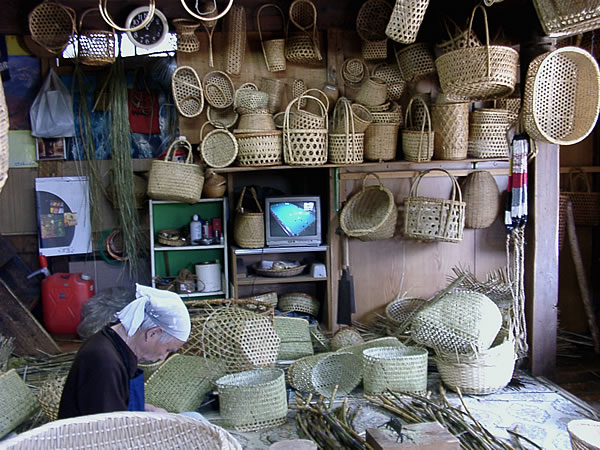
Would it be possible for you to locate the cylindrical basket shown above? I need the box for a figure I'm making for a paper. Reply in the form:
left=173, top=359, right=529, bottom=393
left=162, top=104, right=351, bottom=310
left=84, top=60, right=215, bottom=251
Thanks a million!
left=402, top=96, right=434, bottom=162
left=467, top=109, right=510, bottom=158
left=278, top=292, right=320, bottom=317
left=172, top=18, right=201, bottom=53
left=395, top=42, right=436, bottom=82
left=234, top=88, right=270, bottom=115
left=283, top=95, right=328, bottom=166
left=461, top=170, right=500, bottom=229
left=364, top=122, right=400, bottom=161
left=216, top=368, right=288, bottom=432
left=257, top=4, right=287, bottom=72
left=260, top=77, right=286, bottom=114
left=385, top=0, right=430, bottom=44
left=289, top=95, right=327, bottom=129
left=363, top=346, right=429, bottom=395
left=223, top=5, right=246, bottom=76
left=233, top=186, right=265, bottom=248
left=403, top=168, right=465, bottom=243
left=329, top=98, right=365, bottom=164
left=77, top=8, right=116, bottom=66
left=356, top=77, right=388, bottom=107
left=340, top=173, right=398, bottom=241
left=356, top=0, right=392, bottom=60
left=234, top=131, right=283, bottom=166
left=431, top=102, right=469, bottom=161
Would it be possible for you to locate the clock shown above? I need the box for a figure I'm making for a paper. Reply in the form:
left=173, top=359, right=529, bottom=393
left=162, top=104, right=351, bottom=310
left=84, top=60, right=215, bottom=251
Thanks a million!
left=126, top=7, right=169, bottom=50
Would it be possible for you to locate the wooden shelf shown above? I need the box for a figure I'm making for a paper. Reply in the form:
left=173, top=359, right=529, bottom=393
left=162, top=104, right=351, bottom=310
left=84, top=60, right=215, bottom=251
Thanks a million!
left=237, top=275, right=328, bottom=285
left=154, top=244, right=225, bottom=251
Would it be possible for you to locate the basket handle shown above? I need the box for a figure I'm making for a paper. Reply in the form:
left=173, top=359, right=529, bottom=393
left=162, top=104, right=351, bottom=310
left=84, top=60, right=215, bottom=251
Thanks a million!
left=303, top=88, right=330, bottom=115
left=361, top=173, right=385, bottom=192
left=289, top=0, right=317, bottom=31
left=236, top=186, right=263, bottom=213
left=404, top=95, right=433, bottom=161
left=205, top=83, right=229, bottom=107
left=283, top=94, right=328, bottom=163
left=79, top=7, right=114, bottom=32
left=409, top=168, right=462, bottom=204
left=286, top=0, right=322, bottom=61
left=179, top=0, right=234, bottom=22
left=466, top=4, right=491, bottom=77
left=165, top=138, right=193, bottom=164
left=441, top=16, right=465, bottom=49
left=257, top=4, right=285, bottom=43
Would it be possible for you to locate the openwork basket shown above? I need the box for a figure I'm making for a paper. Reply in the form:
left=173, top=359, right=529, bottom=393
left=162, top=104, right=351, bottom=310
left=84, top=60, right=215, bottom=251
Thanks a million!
left=532, top=0, right=600, bottom=37
left=257, top=4, right=287, bottom=72
left=172, top=65, right=204, bottom=118
left=285, top=0, right=322, bottom=63
left=278, top=293, right=320, bottom=317
left=200, top=122, right=238, bottom=168
left=431, top=102, right=469, bottom=161
left=341, top=58, right=368, bottom=88
left=207, top=106, right=238, bottom=129
left=147, top=137, right=204, bottom=204
left=364, top=122, right=400, bottom=161
left=340, top=173, right=398, bottom=241
left=468, top=109, right=510, bottom=158
left=235, top=131, right=283, bottom=166
left=370, top=102, right=402, bottom=124
left=436, top=17, right=481, bottom=56
left=223, top=5, right=246, bottom=76
left=562, top=169, right=600, bottom=227
left=522, top=46, right=600, bottom=146
left=385, top=0, right=430, bottom=44
left=273, top=316, right=314, bottom=360
left=77, top=8, right=116, bottom=66
left=234, top=88, right=269, bottom=115
left=362, top=345, right=429, bottom=395
left=567, top=419, right=600, bottom=450
left=38, top=375, right=66, bottom=421
left=253, top=263, right=307, bottom=277
left=462, top=170, right=500, bottom=229
left=233, top=186, right=265, bottom=248
left=28, top=0, right=76, bottom=54
left=172, top=18, right=201, bottom=53
left=216, top=368, right=288, bottom=432
left=0, top=369, right=39, bottom=438
left=395, top=42, right=436, bottom=82
left=435, top=5, right=519, bottom=100
left=145, top=354, right=220, bottom=412
left=328, top=134, right=364, bottom=164
left=260, top=77, right=286, bottom=114
left=385, top=296, right=427, bottom=334
left=203, top=71, right=235, bottom=109
left=330, top=327, right=364, bottom=351
left=356, top=77, right=388, bottom=107
left=334, top=336, right=405, bottom=357
left=402, top=96, right=434, bottom=162
left=411, top=289, right=503, bottom=354
left=283, top=95, right=328, bottom=166
left=289, top=94, right=327, bottom=129
left=372, top=64, right=406, bottom=101
left=240, top=292, right=278, bottom=307
left=356, top=0, right=392, bottom=60
left=329, top=98, right=365, bottom=164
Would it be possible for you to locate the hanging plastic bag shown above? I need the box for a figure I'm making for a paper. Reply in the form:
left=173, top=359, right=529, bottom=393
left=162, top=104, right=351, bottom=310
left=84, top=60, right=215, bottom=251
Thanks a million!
left=30, top=68, right=75, bottom=137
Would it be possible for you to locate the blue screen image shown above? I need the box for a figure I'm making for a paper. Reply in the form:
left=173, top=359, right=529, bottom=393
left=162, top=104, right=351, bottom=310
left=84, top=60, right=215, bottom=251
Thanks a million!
left=269, top=202, right=317, bottom=237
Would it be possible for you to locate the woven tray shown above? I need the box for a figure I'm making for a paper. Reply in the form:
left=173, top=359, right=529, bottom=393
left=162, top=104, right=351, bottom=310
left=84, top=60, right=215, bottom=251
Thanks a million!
left=253, top=263, right=307, bottom=278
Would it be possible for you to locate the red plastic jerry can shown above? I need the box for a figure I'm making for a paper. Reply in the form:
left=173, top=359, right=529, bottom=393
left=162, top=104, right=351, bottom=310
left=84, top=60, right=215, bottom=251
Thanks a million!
left=41, top=273, right=95, bottom=335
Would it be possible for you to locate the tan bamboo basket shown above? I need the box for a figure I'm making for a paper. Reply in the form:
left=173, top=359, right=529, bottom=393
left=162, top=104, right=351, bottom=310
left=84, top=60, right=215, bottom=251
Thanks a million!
left=172, top=18, right=201, bottom=53
left=372, top=64, right=407, bottom=101
left=367, top=101, right=391, bottom=113
left=200, top=122, right=238, bottom=168
left=0, top=369, right=39, bottom=438
left=402, top=96, right=434, bottom=162
left=522, top=46, right=600, bottom=146
left=395, top=42, right=436, bottom=82
left=385, top=0, right=430, bottom=44
left=240, top=291, right=278, bottom=307
left=364, top=122, right=400, bottom=161
left=495, top=96, right=521, bottom=126
left=147, top=137, right=204, bottom=204
left=203, top=71, right=235, bottom=109
left=403, top=168, right=465, bottom=243
left=38, top=375, right=66, bottom=421
left=234, top=131, right=283, bottom=166
left=233, top=186, right=265, bottom=248
left=0, top=76, right=8, bottom=194
left=330, top=327, right=364, bottom=351
left=273, top=317, right=314, bottom=360
left=431, top=102, right=469, bottom=161
left=77, top=8, right=116, bottom=66
left=289, top=94, right=327, bottom=130
left=340, top=173, right=398, bottom=241
left=302, top=88, right=330, bottom=116
left=237, top=112, right=276, bottom=132
left=341, top=58, right=368, bottom=88
left=285, top=0, right=322, bottom=63
left=532, top=0, right=600, bottom=38
left=370, top=102, right=402, bottom=124
left=350, top=103, right=373, bottom=132
left=329, top=98, right=365, bottom=164
left=567, top=419, right=600, bottom=450
left=562, top=169, right=600, bottom=227
left=385, top=296, right=427, bottom=335
left=461, top=170, right=500, bottom=229
left=207, top=105, right=238, bottom=129
left=356, top=77, right=388, bottom=107
left=435, top=5, right=519, bottom=100
left=356, top=0, right=392, bottom=60
left=468, top=109, right=510, bottom=158
left=362, top=345, right=429, bottom=395
left=260, top=77, right=286, bottom=114
left=335, top=336, right=405, bottom=357
left=171, top=65, right=204, bottom=118
left=436, top=17, right=481, bottom=56
left=253, top=263, right=307, bottom=278
left=278, top=292, right=320, bottom=317
left=224, top=5, right=246, bottom=76
left=257, top=4, right=287, bottom=72
left=283, top=95, right=328, bottom=166
left=291, top=79, right=307, bottom=107
left=28, top=0, right=76, bottom=54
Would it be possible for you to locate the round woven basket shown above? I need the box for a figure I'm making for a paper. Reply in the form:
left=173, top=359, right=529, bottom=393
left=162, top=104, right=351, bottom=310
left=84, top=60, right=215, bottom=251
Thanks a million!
left=257, top=4, right=286, bottom=72
left=523, top=46, right=600, bottom=146
left=385, top=296, right=427, bottom=334
left=234, top=88, right=270, bottom=115
left=356, top=0, right=392, bottom=60
left=461, top=170, right=500, bottom=229
left=340, top=173, right=398, bottom=241
left=201, top=123, right=238, bottom=168
left=385, top=0, right=429, bottom=44
left=235, top=131, right=282, bottom=166
left=273, top=316, right=314, bottom=360
left=171, top=66, right=204, bottom=118
left=342, top=58, right=368, bottom=88
left=364, top=122, right=400, bottom=161
left=335, top=336, right=405, bottom=357
left=395, top=43, right=436, bottom=82
left=283, top=95, right=328, bottom=166
left=172, top=18, right=201, bottom=53
left=28, top=0, right=76, bottom=54
left=278, top=293, right=320, bottom=317
left=567, top=419, right=600, bottom=450
left=363, top=345, right=429, bottom=396
left=216, top=368, right=288, bottom=432
left=203, top=71, right=235, bottom=109
left=372, top=64, right=407, bottom=101
left=431, top=102, right=469, bottom=161
left=237, top=113, right=276, bottom=132
left=233, top=186, right=265, bottom=249
left=402, top=96, right=434, bottom=162
left=356, top=77, right=388, bottom=107
left=330, top=327, right=364, bottom=351
left=467, top=109, right=510, bottom=159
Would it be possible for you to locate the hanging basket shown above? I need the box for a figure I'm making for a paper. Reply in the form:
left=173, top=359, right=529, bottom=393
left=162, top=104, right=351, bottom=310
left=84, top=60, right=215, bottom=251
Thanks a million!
left=340, top=173, right=398, bottom=241
left=402, top=95, right=434, bottom=162
left=385, top=0, right=430, bottom=44
left=435, top=17, right=481, bottom=56
left=260, top=77, right=286, bottom=114
left=77, top=8, right=116, bottom=66
left=234, top=87, right=269, bottom=114
left=28, top=0, right=76, bottom=54
left=203, top=71, right=235, bottom=109
left=285, top=0, right=322, bottom=63
left=395, top=42, right=436, bottom=82
left=431, top=102, right=469, bottom=161
left=223, top=5, right=246, bottom=76
left=461, top=170, right=500, bottom=229
left=341, top=58, right=368, bottom=88
left=403, top=168, right=465, bottom=243
left=372, top=64, right=407, bottom=101
left=171, top=65, right=204, bottom=118
left=200, top=122, right=238, bottom=168
left=207, top=105, right=238, bottom=129
left=283, top=95, right=328, bottom=166
left=356, top=77, right=388, bottom=107
left=532, top=0, right=600, bottom=37
left=257, top=4, right=287, bottom=72
left=172, top=18, right=201, bottom=53
left=233, top=186, right=265, bottom=248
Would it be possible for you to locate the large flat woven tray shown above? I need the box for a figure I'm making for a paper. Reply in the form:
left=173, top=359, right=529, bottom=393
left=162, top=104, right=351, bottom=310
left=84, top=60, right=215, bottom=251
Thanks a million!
left=252, top=263, right=307, bottom=278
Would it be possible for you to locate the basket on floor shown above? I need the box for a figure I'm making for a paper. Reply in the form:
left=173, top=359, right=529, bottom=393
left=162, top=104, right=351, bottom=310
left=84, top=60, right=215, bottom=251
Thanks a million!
left=462, top=170, right=501, bottom=229
left=28, top=0, right=76, bottom=54
left=356, top=0, right=392, bottom=60
left=234, top=131, right=282, bottom=167
left=283, top=95, right=328, bottom=166
left=223, top=5, right=246, bottom=76
left=431, top=102, right=469, bottom=161
left=38, top=375, right=66, bottom=421
left=362, top=345, right=428, bottom=396
left=200, top=122, right=238, bottom=168
left=522, top=46, right=600, bottom=146
left=273, top=317, right=314, bottom=360
left=216, top=368, right=288, bottom=432
left=278, top=293, right=320, bottom=317
left=77, top=8, right=116, bottom=66
left=233, top=186, right=265, bottom=248
left=147, top=137, right=204, bottom=204
left=562, top=168, right=600, bottom=227
left=171, top=65, right=204, bottom=118
left=330, top=327, right=364, bottom=351
left=257, top=4, right=286, bottom=72
left=203, top=71, right=235, bottom=109
left=335, top=336, right=405, bottom=358
left=532, top=0, right=600, bottom=37
left=402, top=95, right=434, bottom=162
left=435, top=5, right=519, bottom=100
left=340, top=173, right=397, bottom=241
left=395, top=43, right=436, bottom=82
left=567, top=419, right=600, bottom=450
left=0, top=369, right=39, bottom=437
left=467, top=109, right=510, bottom=158
left=403, top=168, right=465, bottom=243
left=385, top=296, right=427, bottom=334
left=385, top=0, right=430, bottom=44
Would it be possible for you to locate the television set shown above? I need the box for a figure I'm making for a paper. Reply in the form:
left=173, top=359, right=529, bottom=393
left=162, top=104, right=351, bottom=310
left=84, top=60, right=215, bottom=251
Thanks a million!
left=265, top=196, right=322, bottom=247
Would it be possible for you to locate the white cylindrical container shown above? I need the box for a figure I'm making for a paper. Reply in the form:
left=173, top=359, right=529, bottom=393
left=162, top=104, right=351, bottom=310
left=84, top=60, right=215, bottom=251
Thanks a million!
left=190, top=214, right=202, bottom=245
left=195, top=261, right=222, bottom=292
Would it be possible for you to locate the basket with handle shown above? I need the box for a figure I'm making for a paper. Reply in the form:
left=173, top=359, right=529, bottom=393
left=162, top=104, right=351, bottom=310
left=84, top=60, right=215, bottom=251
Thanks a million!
left=285, top=0, right=322, bottom=63
left=436, top=17, right=481, bottom=56
left=288, top=93, right=327, bottom=130
left=77, top=8, right=116, bottom=66
left=223, top=5, right=246, bottom=76
left=340, top=173, right=398, bottom=241
left=200, top=122, right=238, bottom=168
left=234, top=131, right=283, bottom=167
left=171, top=65, right=204, bottom=118
left=402, top=95, right=434, bottom=162
left=431, top=101, right=469, bottom=161
left=385, top=0, right=430, bottom=44
left=203, top=71, right=235, bottom=109
left=328, top=98, right=364, bottom=164
left=395, top=42, right=436, bottom=82
left=467, top=108, right=510, bottom=158
left=172, top=18, right=201, bottom=53
left=435, top=5, right=519, bottom=100
left=28, top=0, right=76, bottom=55
left=233, top=186, right=265, bottom=248
left=356, top=0, right=392, bottom=60
left=283, top=94, right=328, bottom=166
left=562, top=168, right=600, bottom=227
left=403, top=168, right=465, bottom=243
left=257, top=4, right=287, bottom=72
left=532, top=0, right=600, bottom=37
left=147, top=137, right=204, bottom=204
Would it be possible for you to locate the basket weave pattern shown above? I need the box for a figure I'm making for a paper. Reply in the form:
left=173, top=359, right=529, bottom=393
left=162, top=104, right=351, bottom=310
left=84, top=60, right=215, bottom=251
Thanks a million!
left=171, top=66, right=204, bottom=118
left=334, top=336, right=404, bottom=358
left=235, top=131, right=283, bottom=166
left=468, top=109, right=510, bottom=158
left=0, top=369, right=39, bottom=437
left=28, top=1, right=76, bottom=54
left=362, top=346, right=428, bottom=395
left=283, top=95, right=328, bottom=166
left=431, top=102, right=469, bottom=161
left=462, top=170, right=500, bottom=229
left=372, top=64, right=406, bottom=101
left=201, top=126, right=238, bottom=168
left=257, top=4, right=286, bottom=72
left=273, top=317, right=314, bottom=360
left=402, top=96, right=434, bottom=162
left=385, top=297, right=427, bottom=334
left=77, top=9, right=115, bottom=66
left=203, top=71, right=235, bottom=109
left=395, top=43, right=436, bottom=82
left=385, top=0, right=430, bottom=44
left=562, top=169, right=600, bottom=227
left=38, top=375, right=66, bottom=421
left=285, top=0, right=322, bottom=63
left=278, top=293, right=320, bottom=317
left=233, top=186, right=265, bottom=248
left=224, top=5, right=246, bottom=76
left=173, top=19, right=201, bottom=53
left=532, top=0, right=600, bottom=37
left=330, top=327, right=364, bottom=351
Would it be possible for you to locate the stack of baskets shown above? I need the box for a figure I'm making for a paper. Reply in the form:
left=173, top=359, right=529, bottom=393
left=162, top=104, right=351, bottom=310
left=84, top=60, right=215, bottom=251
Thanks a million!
left=328, top=98, right=368, bottom=164
left=283, top=93, right=328, bottom=166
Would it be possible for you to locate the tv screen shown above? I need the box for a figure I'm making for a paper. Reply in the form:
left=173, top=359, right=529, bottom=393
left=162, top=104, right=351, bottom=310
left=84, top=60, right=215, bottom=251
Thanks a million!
left=265, top=196, right=321, bottom=247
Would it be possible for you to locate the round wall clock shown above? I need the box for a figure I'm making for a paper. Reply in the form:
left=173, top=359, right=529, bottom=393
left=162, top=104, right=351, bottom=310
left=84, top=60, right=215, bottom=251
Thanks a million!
left=126, top=7, right=169, bottom=50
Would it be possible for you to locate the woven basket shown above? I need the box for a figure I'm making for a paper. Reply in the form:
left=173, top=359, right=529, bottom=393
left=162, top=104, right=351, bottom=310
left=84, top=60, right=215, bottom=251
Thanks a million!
left=367, top=101, right=392, bottom=113
left=289, top=95, right=327, bottom=130
left=567, top=419, right=600, bottom=450
left=562, top=169, right=600, bottom=227
left=172, top=65, right=204, bottom=118
left=395, top=42, right=436, bottom=82
left=235, top=131, right=283, bottom=166
left=77, top=8, right=116, bottom=66
left=200, top=122, right=238, bottom=168
left=329, top=99, right=365, bottom=164
left=38, top=375, right=66, bottom=421
left=223, top=5, right=246, bottom=76
left=403, top=168, right=465, bottom=243
left=340, top=173, right=398, bottom=241
left=436, top=17, right=481, bottom=56
left=253, top=263, right=307, bottom=277
left=147, top=137, right=204, bottom=204
left=494, top=96, right=521, bottom=126
left=364, top=122, right=400, bottom=161
left=237, top=112, right=276, bottom=132
left=356, top=0, right=392, bottom=60
left=260, top=77, right=286, bottom=114
left=341, top=58, right=368, bottom=88
left=385, top=0, right=430, bottom=44
left=283, top=95, right=328, bottom=166
left=385, top=296, right=427, bottom=334
left=240, top=292, right=278, bottom=307
left=370, top=102, right=403, bottom=124
left=203, top=71, right=235, bottom=109
left=522, top=46, right=600, bottom=146
left=273, top=317, right=314, bottom=360
left=363, top=345, right=429, bottom=395
left=411, top=289, right=503, bottom=354
left=431, top=102, right=469, bottom=161
left=291, top=79, right=307, bottom=107
left=462, top=170, right=500, bottom=229
left=257, top=4, right=286, bottom=72
left=335, top=336, right=405, bottom=357
left=234, top=88, right=269, bottom=115
left=532, top=0, right=600, bottom=37
left=402, top=96, right=434, bottom=162
left=435, top=5, right=519, bottom=100
left=0, top=369, right=39, bottom=437
left=372, top=64, right=407, bottom=101
left=434, top=330, right=516, bottom=395
left=145, top=354, right=221, bottom=412
left=216, top=368, right=288, bottom=432
left=233, top=186, right=265, bottom=248
left=287, top=352, right=362, bottom=397
left=285, top=0, right=322, bottom=63
left=356, top=77, right=388, bottom=107
left=207, top=105, right=238, bottom=129
left=28, top=0, right=76, bottom=54
left=330, top=327, right=364, bottom=351
left=278, top=293, right=320, bottom=317
left=467, top=109, right=510, bottom=158
left=173, top=18, right=201, bottom=53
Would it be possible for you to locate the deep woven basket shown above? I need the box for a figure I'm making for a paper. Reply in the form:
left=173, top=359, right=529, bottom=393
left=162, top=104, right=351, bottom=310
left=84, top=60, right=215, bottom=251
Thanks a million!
left=402, top=96, right=434, bottom=162
left=562, top=169, right=600, bottom=227
left=28, top=0, right=76, bottom=54
left=203, top=71, right=235, bottom=109
left=330, top=327, right=364, bottom=351
left=364, top=122, right=400, bottom=161
left=223, top=5, right=246, bottom=76
left=235, top=131, right=283, bottom=166
left=356, top=0, right=392, bottom=60
left=172, top=65, right=204, bottom=118
left=273, top=316, right=314, bottom=360
left=289, top=95, right=327, bottom=130
left=356, top=77, right=388, bottom=107
left=328, top=133, right=364, bottom=164
left=411, top=289, right=503, bottom=354
left=567, top=419, right=600, bottom=450
left=38, top=375, right=66, bottom=421
left=201, top=123, right=238, bottom=168
left=522, top=46, right=600, bottom=146
left=147, top=137, right=204, bottom=204
left=233, top=186, right=265, bottom=249
left=237, top=112, right=277, bottom=132
left=234, top=88, right=270, bottom=115
left=0, top=369, right=39, bottom=437
left=216, top=368, right=288, bottom=432
left=283, top=95, right=328, bottom=166
left=340, top=173, right=398, bottom=241
left=385, top=296, right=427, bottom=334
left=278, top=293, right=320, bottom=317
left=260, top=77, right=286, bottom=114
left=467, top=109, right=510, bottom=158
left=362, top=345, right=429, bottom=395
left=285, top=0, right=322, bottom=64
left=385, top=0, right=430, bottom=44
left=329, top=99, right=365, bottom=164
left=395, top=43, right=436, bottom=82
left=532, top=0, right=600, bottom=37
left=372, top=64, right=407, bottom=101
left=462, top=170, right=500, bottom=229
left=403, top=168, right=465, bottom=243
left=257, top=4, right=286, bottom=72
left=173, top=18, right=201, bottom=53
left=431, top=102, right=469, bottom=161
left=77, top=8, right=116, bottom=66
left=334, top=336, right=405, bottom=357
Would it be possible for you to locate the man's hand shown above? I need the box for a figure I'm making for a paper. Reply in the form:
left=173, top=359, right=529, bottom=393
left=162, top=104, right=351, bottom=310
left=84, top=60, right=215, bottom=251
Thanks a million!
left=145, top=403, right=167, bottom=413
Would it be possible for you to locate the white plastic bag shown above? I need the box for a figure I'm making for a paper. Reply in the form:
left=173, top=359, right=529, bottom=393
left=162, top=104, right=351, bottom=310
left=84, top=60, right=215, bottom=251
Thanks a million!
left=30, top=68, right=75, bottom=137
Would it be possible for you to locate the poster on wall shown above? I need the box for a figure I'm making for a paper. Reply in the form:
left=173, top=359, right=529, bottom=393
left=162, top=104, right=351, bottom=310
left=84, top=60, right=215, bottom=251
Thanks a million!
left=35, top=176, right=92, bottom=257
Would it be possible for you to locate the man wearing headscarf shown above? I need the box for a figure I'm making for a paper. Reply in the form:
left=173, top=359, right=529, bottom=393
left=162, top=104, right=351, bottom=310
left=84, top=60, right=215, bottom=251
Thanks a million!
left=58, top=284, right=191, bottom=419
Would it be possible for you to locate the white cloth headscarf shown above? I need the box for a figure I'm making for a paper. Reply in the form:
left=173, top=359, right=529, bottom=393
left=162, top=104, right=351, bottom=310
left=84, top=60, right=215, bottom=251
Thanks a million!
left=116, top=284, right=191, bottom=342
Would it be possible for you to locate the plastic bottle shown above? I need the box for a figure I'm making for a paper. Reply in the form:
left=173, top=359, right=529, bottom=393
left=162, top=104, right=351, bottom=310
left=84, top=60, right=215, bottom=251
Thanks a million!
left=190, top=214, right=202, bottom=245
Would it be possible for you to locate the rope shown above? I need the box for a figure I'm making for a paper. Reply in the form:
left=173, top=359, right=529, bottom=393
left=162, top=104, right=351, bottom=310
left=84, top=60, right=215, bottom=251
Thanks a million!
left=506, top=227, right=528, bottom=359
